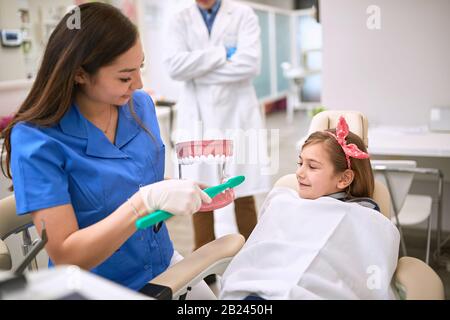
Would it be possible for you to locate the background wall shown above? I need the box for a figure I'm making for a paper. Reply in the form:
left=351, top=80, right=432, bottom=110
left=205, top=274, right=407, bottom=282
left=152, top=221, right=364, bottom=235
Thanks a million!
left=0, top=0, right=26, bottom=81
left=320, top=0, right=450, bottom=234
left=321, top=0, right=450, bottom=127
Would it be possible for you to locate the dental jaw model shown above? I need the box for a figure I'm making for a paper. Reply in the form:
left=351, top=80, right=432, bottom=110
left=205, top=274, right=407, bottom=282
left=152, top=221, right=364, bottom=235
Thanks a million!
left=176, top=140, right=235, bottom=211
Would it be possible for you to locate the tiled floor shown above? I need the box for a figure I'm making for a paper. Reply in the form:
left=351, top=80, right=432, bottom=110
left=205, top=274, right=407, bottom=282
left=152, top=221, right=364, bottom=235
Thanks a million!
left=166, top=109, right=450, bottom=299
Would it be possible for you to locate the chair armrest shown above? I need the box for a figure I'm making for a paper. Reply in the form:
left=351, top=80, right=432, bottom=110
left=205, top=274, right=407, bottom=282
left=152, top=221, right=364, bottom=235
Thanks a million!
left=394, top=256, right=445, bottom=300
left=0, top=240, right=12, bottom=271
left=138, top=282, right=172, bottom=300
left=150, top=234, right=245, bottom=298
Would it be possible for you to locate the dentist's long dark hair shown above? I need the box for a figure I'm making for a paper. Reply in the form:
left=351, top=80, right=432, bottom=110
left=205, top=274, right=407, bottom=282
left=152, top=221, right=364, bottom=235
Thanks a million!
left=1, top=3, right=152, bottom=182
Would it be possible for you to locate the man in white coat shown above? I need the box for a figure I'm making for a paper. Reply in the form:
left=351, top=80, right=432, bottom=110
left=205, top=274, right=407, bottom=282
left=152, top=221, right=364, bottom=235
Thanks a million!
left=164, top=0, right=271, bottom=267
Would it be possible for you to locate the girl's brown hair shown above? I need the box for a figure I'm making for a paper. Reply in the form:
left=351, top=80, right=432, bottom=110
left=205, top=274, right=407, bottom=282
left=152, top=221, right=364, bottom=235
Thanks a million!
left=1, top=2, right=151, bottom=180
left=302, top=129, right=374, bottom=198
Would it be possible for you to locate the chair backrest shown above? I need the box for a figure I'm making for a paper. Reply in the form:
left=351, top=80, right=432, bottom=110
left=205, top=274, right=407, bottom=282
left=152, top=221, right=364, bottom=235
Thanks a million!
left=307, top=111, right=369, bottom=147
left=371, top=160, right=417, bottom=212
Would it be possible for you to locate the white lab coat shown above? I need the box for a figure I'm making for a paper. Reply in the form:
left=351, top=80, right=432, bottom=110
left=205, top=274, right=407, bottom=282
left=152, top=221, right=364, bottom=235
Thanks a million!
left=220, top=187, right=400, bottom=300
left=164, top=0, right=271, bottom=197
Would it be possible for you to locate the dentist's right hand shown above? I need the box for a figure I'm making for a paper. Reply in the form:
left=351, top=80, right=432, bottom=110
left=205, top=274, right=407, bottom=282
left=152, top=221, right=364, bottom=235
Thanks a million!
left=137, top=179, right=212, bottom=216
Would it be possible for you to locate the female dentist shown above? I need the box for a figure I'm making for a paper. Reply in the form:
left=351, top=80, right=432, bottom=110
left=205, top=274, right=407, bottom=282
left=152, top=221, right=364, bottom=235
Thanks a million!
left=1, top=3, right=214, bottom=297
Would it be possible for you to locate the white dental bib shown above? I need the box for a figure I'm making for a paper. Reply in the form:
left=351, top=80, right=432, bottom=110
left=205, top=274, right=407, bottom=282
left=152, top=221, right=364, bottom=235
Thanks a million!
left=220, top=187, right=400, bottom=300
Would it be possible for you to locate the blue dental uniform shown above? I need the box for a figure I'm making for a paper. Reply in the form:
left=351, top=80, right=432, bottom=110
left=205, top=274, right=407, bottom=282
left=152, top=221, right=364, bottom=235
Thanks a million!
left=10, top=90, right=174, bottom=291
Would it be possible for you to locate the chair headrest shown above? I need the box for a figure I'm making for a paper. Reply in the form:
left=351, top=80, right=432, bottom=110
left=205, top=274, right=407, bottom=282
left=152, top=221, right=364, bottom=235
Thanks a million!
left=307, top=111, right=369, bottom=148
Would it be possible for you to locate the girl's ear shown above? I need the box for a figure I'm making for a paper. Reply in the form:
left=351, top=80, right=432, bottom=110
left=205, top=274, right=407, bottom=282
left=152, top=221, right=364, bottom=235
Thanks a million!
left=337, top=169, right=354, bottom=190
left=74, top=68, right=89, bottom=85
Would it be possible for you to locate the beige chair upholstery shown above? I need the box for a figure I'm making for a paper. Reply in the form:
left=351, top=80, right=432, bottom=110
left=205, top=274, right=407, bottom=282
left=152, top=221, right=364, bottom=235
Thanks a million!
left=0, top=195, right=33, bottom=271
left=0, top=238, right=12, bottom=270
left=0, top=195, right=32, bottom=239
left=394, top=256, right=445, bottom=300
left=279, top=111, right=445, bottom=300
left=151, top=234, right=245, bottom=299
left=307, top=110, right=369, bottom=147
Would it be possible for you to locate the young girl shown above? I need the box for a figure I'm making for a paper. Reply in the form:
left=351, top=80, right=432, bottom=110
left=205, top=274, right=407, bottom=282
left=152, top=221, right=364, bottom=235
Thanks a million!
left=1, top=3, right=214, bottom=298
left=220, top=117, right=400, bottom=300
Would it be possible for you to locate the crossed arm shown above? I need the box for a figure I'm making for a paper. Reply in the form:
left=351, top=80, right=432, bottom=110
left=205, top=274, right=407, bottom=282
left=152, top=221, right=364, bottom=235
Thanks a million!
left=164, top=10, right=261, bottom=85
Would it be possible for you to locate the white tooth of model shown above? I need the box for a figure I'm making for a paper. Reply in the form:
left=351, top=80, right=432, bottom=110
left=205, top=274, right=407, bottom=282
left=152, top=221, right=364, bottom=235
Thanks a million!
left=179, top=154, right=231, bottom=164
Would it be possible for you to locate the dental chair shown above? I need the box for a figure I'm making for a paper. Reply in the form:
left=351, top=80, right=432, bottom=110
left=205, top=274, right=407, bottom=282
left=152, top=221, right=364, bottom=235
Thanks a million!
left=0, top=194, right=245, bottom=300
left=280, top=110, right=444, bottom=300
left=0, top=195, right=37, bottom=272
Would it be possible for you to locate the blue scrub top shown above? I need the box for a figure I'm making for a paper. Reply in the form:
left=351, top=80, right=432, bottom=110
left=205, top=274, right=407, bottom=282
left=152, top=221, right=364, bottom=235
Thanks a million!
left=10, top=90, right=174, bottom=291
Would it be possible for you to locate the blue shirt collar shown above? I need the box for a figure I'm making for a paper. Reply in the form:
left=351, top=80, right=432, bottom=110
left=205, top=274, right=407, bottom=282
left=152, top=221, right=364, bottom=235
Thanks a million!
left=59, top=101, right=140, bottom=159
left=198, top=0, right=221, bottom=34
left=198, top=0, right=221, bottom=16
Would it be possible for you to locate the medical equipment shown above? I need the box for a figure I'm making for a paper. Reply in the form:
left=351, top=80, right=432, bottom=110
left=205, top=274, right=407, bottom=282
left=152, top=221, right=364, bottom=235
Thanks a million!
left=135, top=175, right=246, bottom=230
left=371, top=161, right=441, bottom=266
left=0, top=30, right=23, bottom=47
left=0, top=221, right=47, bottom=298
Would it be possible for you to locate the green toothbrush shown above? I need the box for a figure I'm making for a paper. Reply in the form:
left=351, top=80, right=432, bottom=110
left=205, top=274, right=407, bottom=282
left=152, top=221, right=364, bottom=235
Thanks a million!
left=135, top=176, right=246, bottom=230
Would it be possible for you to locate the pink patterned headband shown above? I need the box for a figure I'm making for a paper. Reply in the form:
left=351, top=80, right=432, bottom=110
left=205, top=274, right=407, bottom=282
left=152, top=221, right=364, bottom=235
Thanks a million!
left=326, top=116, right=369, bottom=169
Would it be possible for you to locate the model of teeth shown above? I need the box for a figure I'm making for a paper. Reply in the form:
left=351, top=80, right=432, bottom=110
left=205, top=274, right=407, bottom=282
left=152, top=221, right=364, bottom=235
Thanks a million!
left=179, top=155, right=230, bottom=165
left=175, top=140, right=233, bottom=165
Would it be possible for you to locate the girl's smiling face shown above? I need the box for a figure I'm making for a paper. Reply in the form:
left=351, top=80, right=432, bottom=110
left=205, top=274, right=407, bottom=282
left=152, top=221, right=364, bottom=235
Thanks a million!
left=296, top=142, right=352, bottom=199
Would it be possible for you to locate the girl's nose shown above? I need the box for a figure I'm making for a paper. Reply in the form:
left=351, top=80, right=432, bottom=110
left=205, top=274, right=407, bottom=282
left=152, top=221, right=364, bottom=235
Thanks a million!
left=296, top=165, right=305, bottom=178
